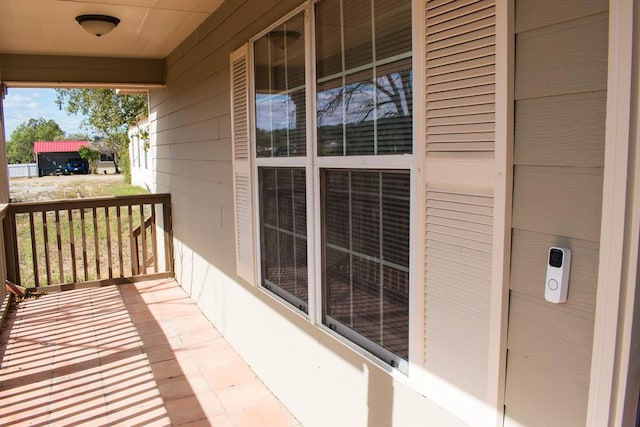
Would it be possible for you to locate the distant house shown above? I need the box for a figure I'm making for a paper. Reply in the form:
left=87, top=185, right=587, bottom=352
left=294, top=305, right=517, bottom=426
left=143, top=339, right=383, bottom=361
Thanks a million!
left=33, top=141, right=88, bottom=176
left=128, top=117, right=152, bottom=190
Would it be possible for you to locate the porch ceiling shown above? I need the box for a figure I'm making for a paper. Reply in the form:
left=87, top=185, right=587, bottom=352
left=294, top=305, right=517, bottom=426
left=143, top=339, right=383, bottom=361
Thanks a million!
left=0, top=0, right=224, bottom=59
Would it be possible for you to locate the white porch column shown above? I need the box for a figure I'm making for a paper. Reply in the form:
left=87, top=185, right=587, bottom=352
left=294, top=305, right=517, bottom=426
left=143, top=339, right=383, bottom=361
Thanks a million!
left=587, top=0, right=640, bottom=425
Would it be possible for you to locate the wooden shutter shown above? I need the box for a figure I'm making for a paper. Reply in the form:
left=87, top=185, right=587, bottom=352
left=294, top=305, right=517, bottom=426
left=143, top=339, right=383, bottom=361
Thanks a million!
left=230, top=44, right=255, bottom=285
left=426, top=0, right=496, bottom=153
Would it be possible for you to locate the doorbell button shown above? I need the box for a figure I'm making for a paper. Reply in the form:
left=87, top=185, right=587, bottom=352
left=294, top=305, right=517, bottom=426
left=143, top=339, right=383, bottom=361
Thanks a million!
left=547, top=279, right=558, bottom=291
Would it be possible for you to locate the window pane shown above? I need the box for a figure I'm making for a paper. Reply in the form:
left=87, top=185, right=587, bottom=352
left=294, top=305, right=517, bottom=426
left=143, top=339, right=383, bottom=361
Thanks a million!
left=254, top=13, right=306, bottom=158
left=315, top=0, right=342, bottom=80
left=375, top=0, right=412, bottom=61
left=315, top=0, right=413, bottom=156
left=322, top=170, right=410, bottom=360
left=343, top=0, right=372, bottom=71
left=259, top=168, right=308, bottom=311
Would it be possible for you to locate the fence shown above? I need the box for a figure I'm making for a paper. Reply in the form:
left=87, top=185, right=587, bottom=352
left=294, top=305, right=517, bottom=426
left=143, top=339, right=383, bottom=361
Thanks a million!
left=7, top=163, right=38, bottom=178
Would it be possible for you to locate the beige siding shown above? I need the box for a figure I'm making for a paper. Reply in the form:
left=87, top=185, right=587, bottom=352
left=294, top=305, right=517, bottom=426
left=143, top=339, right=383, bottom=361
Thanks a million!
left=505, top=351, right=589, bottom=426
left=505, top=1, right=608, bottom=425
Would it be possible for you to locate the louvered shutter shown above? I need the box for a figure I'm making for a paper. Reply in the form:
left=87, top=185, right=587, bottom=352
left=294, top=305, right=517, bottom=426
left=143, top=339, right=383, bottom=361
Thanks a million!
left=426, top=0, right=496, bottom=153
left=230, top=44, right=255, bottom=285
left=420, top=0, right=498, bottom=416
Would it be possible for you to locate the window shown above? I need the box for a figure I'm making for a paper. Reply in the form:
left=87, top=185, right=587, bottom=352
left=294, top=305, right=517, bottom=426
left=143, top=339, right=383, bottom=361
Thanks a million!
left=253, top=11, right=309, bottom=311
left=322, top=170, right=410, bottom=363
left=259, top=167, right=308, bottom=311
left=244, top=0, right=413, bottom=371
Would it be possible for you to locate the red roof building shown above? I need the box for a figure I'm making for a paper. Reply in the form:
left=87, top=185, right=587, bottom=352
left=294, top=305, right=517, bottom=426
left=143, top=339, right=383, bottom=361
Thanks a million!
left=33, top=141, right=89, bottom=153
left=33, top=141, right=89, bottom=176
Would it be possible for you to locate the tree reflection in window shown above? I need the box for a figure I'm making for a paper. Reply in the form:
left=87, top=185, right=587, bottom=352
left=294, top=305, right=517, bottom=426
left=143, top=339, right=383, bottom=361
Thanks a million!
left=315, top=0, right=413, bottom=156
left=317, top=66, right=412, bottom=156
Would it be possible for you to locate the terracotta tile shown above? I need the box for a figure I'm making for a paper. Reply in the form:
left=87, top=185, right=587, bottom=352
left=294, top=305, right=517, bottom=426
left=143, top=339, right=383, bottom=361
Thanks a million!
left=207, top=414, right=236, bottom=427
left=156, top=375, right=196, bottom=401
left=215, top=379, right=275, bottom=409
left=201, top=362, right=258, bottom=390
left=193, top=390, right=226, bottom=418
left=104, top=384, right=163, bottom=407
left=139, top=331, right=172, bottom=349
left=1, top=409, right=51, bottom=426
left=229, top=399, right=300, bottom=427
left=164, top=395, right=209, bottom=425
left=0, top=281, right=299, bottom=427
left=109, top=406, right=171, bottom=427
left=148, top=359, right=185, bottom=381
left=107, top=394, right=168, bottom=426
left=145, top=344, right=177, bottom=364
left=190, top=347, right=243, bottom=371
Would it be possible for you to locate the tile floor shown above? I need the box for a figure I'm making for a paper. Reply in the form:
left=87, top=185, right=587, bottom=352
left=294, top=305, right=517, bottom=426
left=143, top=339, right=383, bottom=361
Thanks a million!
left=0, top=278, right=301, bottom=427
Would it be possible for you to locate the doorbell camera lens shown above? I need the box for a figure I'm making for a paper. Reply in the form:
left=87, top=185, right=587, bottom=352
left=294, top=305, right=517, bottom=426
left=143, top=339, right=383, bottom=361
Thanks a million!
left=549, top=248, right=563, bottom=268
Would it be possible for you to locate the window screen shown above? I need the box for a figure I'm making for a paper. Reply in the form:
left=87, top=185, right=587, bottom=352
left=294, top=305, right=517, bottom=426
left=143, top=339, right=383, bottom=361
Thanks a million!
left=259, top=167, right=308, bottom=311
left=322, top=170, right=410, bottom=361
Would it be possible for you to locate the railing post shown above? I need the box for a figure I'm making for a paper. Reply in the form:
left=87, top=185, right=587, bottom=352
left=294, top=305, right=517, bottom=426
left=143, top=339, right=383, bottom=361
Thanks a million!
left=3, top=208, right=21, bottom=286
left=162, top=200, right=174, bottom=275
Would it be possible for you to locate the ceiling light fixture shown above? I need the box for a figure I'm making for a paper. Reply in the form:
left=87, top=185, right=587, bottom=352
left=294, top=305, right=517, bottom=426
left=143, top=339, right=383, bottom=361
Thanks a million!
left=75, top=14, right=120, bottom=37
left=269, top=30, right=301, bottom=50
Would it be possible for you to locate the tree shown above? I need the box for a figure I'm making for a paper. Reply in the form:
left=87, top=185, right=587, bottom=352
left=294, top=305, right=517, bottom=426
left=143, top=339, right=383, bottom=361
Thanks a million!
left=55, top=89, right=148, bottom=182
left=77, top=146, right=100, bottom=174
left=6, top=118, right=64, bottom=164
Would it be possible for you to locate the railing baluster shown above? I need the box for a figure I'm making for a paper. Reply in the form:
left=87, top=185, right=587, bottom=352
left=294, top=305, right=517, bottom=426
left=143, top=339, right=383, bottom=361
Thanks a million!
left=128, top=205, right=138, bottom=276
left=139, top=204, right=148, bottom=274
left=54, top=210, right=63, bottom=283
left=105, top=207, right=112, bottom=279
left=150, top=204, right=158, bottom=273
left=80, top=209, right=88, bottom=281
left=92, top=207, right=100, bottom=279
left=116, top=206, right=124, bottom=277
left=42, top=211, right=51, bottom=286
left=68, top=209, right=77, bottom=283
left=28, top=213, right=40, bottom=287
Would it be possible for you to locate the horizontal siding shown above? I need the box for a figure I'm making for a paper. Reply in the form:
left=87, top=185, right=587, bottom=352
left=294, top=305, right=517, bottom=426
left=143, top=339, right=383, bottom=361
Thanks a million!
left=514, top=92, right=606, bottom=167
left=515, top=13, right=608, bottom=100
left=512, top=166, right=603, bottom=242
left=507, top=293, right=594, bottom=386
left=425, top=0, right=496, bottom=154
left=424, top=187, right=493, bottom=399
left=506, top=1, right=608, bottom=425
left=515, top=0, right=608, bottom=34
left=504, top=351, right=589, bottom=427
left=510, top=229, right=598, bottom=320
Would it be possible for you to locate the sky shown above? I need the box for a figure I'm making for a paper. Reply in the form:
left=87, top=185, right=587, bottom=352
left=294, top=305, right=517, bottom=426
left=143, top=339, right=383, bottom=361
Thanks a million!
left=3, top=88, right=88, bottom=139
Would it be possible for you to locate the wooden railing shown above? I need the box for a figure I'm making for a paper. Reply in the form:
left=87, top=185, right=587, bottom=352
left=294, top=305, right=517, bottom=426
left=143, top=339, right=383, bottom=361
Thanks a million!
left=3, top=194, right=173, bottom=290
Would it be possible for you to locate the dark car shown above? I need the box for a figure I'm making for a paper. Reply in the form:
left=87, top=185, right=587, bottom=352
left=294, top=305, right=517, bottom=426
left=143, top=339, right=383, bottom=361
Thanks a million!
left=66, top=158, right=89, bottom=175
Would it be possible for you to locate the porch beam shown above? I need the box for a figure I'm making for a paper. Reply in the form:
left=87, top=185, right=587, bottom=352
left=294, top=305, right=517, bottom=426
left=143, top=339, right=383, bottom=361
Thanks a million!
left=0, top=54, right=165, bottom=88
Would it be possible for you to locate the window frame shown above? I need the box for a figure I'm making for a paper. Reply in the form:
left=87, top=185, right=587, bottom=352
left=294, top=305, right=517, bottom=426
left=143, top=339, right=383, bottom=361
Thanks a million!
left=248, top=0, right=423, bottom=376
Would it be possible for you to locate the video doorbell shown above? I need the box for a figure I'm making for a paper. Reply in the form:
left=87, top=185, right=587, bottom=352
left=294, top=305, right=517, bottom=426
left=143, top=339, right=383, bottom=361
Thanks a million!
left=544, top=247, right=571, bottom=304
